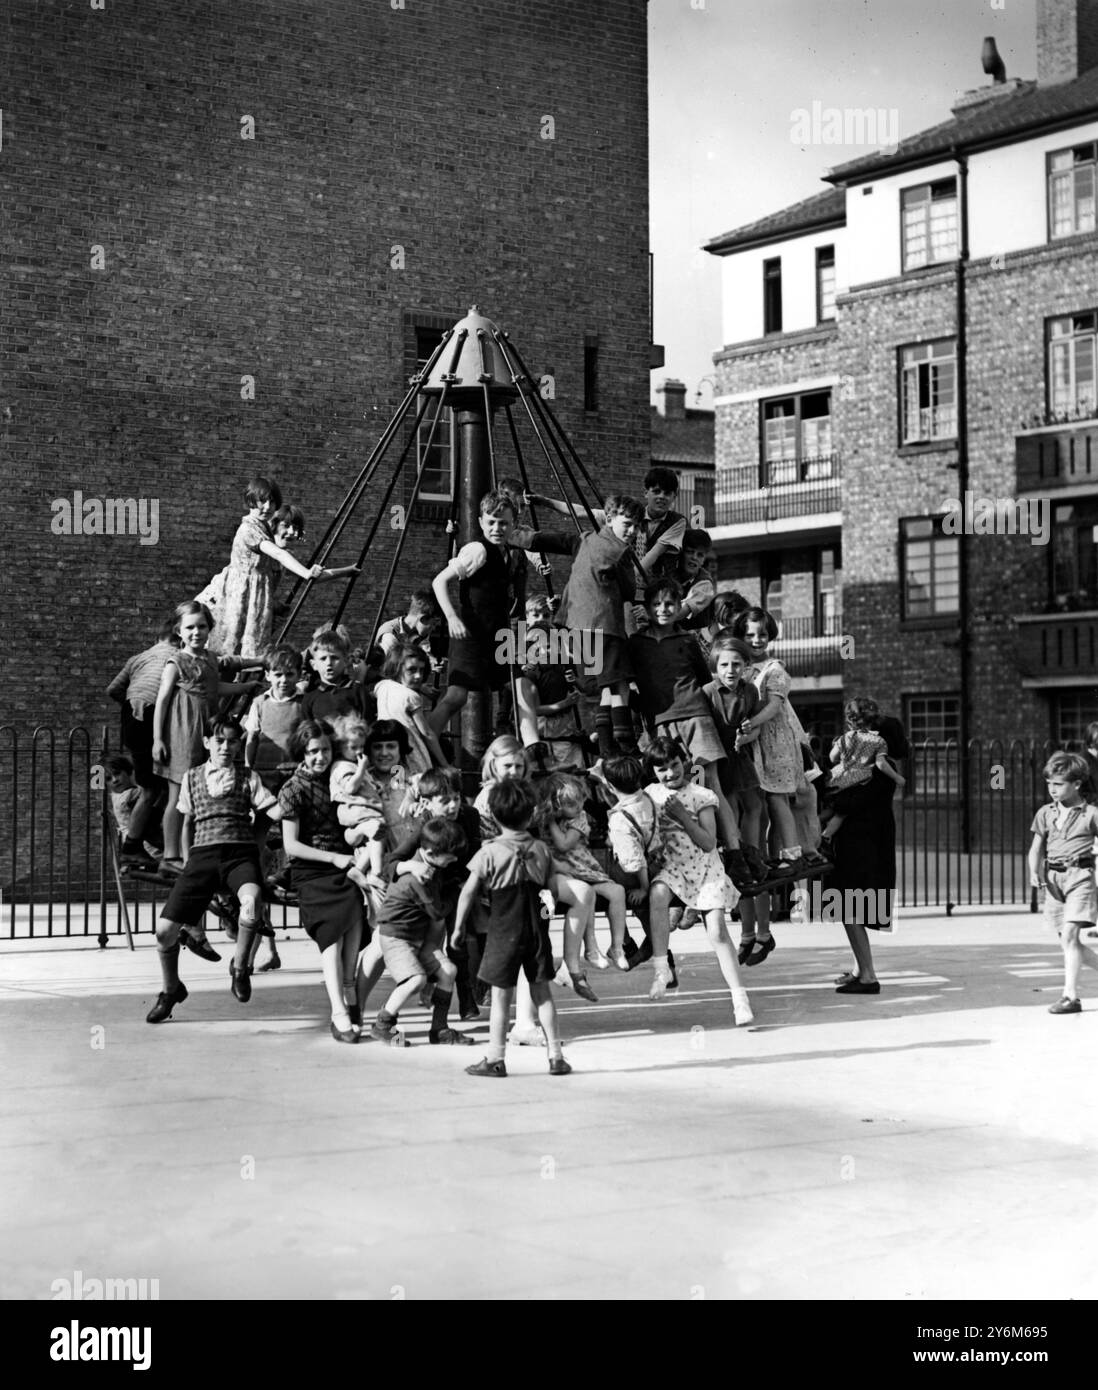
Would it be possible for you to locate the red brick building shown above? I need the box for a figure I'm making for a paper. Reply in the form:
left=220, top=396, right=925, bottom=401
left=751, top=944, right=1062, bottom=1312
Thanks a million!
left=705, top=0, right=1098, bottom=750
left=2, top=0, right=651, bottom=732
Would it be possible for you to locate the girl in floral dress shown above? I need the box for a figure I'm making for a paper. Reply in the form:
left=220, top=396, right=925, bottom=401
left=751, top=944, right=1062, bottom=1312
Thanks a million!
left=199, top=477, right=335, bottom=658
left=535, top=772, right=627, bottom=971
left=644, top=736, right=753, bottom=1025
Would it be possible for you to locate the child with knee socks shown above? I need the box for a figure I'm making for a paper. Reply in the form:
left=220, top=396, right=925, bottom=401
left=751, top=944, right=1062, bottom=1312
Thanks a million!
left=145, top=716, right=282, bottom=1024
left=361, top=818, right=475, bottom=1046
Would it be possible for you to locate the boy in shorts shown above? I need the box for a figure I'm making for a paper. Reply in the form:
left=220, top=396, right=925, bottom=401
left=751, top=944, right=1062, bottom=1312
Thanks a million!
left=1029, top=751, right=1098, bottom=1015
left=428, top=490, right=542, bottom=752
left=145, top=716, right=283, bottom=1023
left=553, top=493, right=645, bottom=758
left=367, top=817, right=474, bottom=1046
left=453, top=779, right=571, bottom=1077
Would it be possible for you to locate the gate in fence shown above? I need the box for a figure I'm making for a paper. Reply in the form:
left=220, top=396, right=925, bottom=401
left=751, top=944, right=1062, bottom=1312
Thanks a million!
left=0, top=727, right=1076, bottom=941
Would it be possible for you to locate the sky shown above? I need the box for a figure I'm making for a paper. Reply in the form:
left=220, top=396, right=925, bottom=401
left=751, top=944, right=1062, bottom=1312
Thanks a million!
left=648, top=0, right=1038, bottom=406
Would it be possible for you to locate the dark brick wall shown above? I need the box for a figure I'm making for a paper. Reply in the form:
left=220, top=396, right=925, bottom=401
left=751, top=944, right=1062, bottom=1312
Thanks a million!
left=1, top=0, right=650, bottom=732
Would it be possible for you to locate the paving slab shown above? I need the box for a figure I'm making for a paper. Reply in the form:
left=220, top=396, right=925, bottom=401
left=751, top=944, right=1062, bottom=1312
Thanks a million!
left=2, top=908, right=1097, bottom=1301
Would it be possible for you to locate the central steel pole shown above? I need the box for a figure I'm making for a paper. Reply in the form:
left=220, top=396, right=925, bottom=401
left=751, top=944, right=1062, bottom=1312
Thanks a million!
left=456, top=402, right=495, bottom=762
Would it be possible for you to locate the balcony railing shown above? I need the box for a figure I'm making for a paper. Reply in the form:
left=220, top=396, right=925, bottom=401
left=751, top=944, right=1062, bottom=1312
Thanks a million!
left=1015, top=611, right=1098, bottom=678
left=712, top=454, right=841, bottom=527
left=770, top=614, right=845, bottom=678
left=1016, top=421, right=1098, bottom=492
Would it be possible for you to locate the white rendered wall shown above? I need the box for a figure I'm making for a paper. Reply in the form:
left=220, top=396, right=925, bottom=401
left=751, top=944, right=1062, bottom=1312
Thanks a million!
left=719, top=225, right=847, bottom=346
left=969, top=120, right=1098, bottom=258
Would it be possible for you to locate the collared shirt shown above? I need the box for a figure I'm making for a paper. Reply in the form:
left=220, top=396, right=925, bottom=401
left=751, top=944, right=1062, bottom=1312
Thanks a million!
left=467, top=829, right=551, bottom=890
left=1031, top=800, right=1098, bottom=862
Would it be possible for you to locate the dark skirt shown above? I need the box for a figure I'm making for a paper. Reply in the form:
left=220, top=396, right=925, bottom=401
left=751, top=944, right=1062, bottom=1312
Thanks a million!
left=823, top=768, right=898, bottom=931
left=292, top=861, right=365, bottom=952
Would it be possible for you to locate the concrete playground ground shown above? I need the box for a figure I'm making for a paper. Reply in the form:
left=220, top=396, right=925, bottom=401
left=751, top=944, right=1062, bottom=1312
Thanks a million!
left=2, top=905, right=1097, bottom=1302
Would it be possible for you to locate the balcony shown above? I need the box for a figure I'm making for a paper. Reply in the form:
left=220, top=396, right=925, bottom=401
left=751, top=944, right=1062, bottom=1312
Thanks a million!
left=770, top=614, right=845, bottom=679
left=712, top=454, right=841, bottom=528
left=1015, top=611, right=1098, bottom=679
left=1016, top=420, right=1098, bottom=494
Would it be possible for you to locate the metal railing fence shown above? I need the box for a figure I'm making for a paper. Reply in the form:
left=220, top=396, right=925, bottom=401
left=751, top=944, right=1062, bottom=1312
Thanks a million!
left=0, top=729, right=1083, bottom=939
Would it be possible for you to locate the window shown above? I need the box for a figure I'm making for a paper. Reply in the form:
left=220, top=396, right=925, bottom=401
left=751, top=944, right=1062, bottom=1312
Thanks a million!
left=1049, top=142, right=1097, bottom=240
left=905, top=694, right=961, bottom=795
left=1051, top=499, right=1098, bottom=610
left=1054, top=691, right=1098, bottom=743
left=677, top=469, right=715, bottom=527
left=584, top=333, right=599, bottom=412
left=900, top=516, right=959, bottom=618
left=412, top=325, right=455, bottom=502
left=816, top=245, right=836, bottom=322
left=763, top=257, right=782, bottom=333
left=816, top=545, right=841, bottom=632
left=900, top=339, right=957, bottom=443
left=901, top=178, right=958, bottom=270
left=761, top=553, right=783, bottom=621
left=1048, top=313, right=1097, bottom=418
left=761, top=389, right=833, bottom=485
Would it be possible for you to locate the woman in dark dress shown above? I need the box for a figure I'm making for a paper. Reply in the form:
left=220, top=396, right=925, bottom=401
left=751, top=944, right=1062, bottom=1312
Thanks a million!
left=278, top=719, right=368, bottom=1042
left=824, top=705, right=909, bottom=994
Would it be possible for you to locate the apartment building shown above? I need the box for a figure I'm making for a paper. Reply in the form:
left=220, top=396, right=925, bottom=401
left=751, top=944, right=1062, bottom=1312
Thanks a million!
left=705, top=0, right=1098, bottom=749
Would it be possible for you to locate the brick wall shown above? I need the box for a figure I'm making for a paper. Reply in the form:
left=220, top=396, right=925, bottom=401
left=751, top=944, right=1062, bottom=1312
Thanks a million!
left=1, top=0, right=650, bottom=733
left=711, top=239, right=1098, bottom=743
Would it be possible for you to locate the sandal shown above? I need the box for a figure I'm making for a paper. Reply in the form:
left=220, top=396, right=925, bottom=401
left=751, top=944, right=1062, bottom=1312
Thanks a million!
left=834, top=970, right=858, bottom=986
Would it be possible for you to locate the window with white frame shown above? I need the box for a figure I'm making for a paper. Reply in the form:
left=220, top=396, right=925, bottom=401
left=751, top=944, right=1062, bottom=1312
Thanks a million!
left=761, top=390, right=833, bottom=485
left=905, top=693, right=961, bottom=795
left=900, top=515, right=959, bottom=618
left=816, top=245, right=836, bottom=322
left=1049, top=142, right=1097, bottom=240
left=901, top=339, right=957, bottom=443
left=901, top=178, right=958, bottom=270
left=1048, top=312, right=1097, bottom=418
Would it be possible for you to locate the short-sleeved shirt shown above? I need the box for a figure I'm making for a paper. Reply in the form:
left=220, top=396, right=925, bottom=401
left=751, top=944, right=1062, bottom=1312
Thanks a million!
left=608, top=791, right=661, bottom=875
left=106, top=641, right=178, bottom=717
left=278, top=767, right=345, bottom=857
left=377, top=867, right=447, bottom=943
left=1031, top=801, right=1098, bottom=863
left=177, top=766, right=275, bottom=818
left=329, top=759, right=383, bottom=813
left=467, top=830, right=551, bottom=890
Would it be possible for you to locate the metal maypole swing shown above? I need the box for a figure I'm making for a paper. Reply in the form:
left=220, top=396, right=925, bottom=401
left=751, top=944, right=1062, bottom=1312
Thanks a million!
left=273, top=306, right=628, bottom=759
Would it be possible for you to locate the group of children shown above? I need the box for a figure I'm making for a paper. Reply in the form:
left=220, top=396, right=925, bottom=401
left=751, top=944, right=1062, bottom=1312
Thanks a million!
left=106, top=468, right=944, bottom=1075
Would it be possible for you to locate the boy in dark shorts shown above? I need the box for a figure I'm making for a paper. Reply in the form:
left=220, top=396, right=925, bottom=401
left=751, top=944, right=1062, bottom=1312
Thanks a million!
left=453, top=779, right=571, bottom=1077
left=367, top=817, right=475, bottom=1046
left=1029, top=752, right=1098, bottom=1015
left=554, top=493, right=645, bottom=758
left=386, top=767, right=482, bottom=1019
left=428, top=490, right=542, bottom=752
left=145, top=716, right=283, bottom=1023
